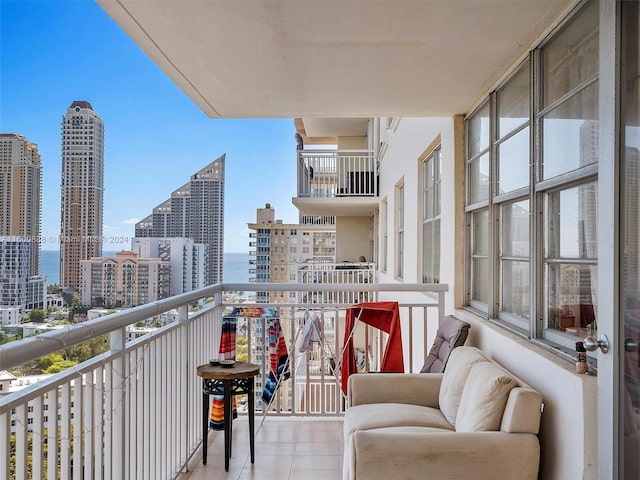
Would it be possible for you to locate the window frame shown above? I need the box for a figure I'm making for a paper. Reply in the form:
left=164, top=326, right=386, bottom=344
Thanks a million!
left=419, top=142, right=442, bottom=284
left=463, top=0, right=599, bottom=352
left=395, top=180, right=405, bottom=280
left=380, top=197, right=388, bottom=273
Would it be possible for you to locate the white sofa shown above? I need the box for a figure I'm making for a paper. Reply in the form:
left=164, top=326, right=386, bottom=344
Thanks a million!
left=343, top=346, right=543, bottom=480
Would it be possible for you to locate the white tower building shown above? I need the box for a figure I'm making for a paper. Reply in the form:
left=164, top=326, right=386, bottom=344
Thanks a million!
left=131, top=237, right=208, bottom=296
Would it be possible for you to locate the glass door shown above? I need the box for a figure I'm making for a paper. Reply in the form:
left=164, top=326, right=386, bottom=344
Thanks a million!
left=621, top=2, right=640, bottom=477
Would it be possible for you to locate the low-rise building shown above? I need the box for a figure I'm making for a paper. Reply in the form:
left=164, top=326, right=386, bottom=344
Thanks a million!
left=80, top=251, right=170, bottom=308
left=26, top=275, right=46, bottom=310
left=0, top=306, right=21, bottom=325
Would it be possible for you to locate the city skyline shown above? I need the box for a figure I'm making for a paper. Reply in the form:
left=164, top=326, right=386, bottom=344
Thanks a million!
left=0, top=0, right=299, bottom=255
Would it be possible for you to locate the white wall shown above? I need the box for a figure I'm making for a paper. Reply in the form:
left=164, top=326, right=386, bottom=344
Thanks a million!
left=335, top=216, right=370, bottom=262
left=375, top=116, right=596, bottom=480
left=376, top=117, right=456, bottom=353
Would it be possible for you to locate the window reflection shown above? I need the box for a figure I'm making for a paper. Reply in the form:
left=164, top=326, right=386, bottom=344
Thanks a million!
left=545, top=183, right=598, bottom=337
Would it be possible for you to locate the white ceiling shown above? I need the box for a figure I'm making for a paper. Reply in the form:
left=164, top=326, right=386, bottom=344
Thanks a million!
left=98, top=0, right=574, bottom=119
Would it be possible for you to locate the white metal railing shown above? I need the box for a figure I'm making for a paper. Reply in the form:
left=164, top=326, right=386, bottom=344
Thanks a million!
left=0, top=282, right=446, bottom=479
left=297, top=261, right=377, bottom=304
left=297, top=149, right=378, bottom=197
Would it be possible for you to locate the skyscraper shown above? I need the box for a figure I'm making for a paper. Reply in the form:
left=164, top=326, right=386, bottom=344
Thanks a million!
left=59, top=101, right=105, bottom=289
left=0, top=133, right=42, bottom=276
left=135, top=155, right=224, bottom=284
left=248, top=203, right=336, bottom=303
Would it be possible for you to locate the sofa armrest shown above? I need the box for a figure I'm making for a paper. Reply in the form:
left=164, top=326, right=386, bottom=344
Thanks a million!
left=501, top=387, right=543, bottom=434
left=348, top=428, right=539, bottom=480
left=347, top=373, right=443, bottom=407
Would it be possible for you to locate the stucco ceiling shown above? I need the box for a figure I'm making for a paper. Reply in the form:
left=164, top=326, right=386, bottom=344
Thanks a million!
left=98, top=0, right=574, bottom=119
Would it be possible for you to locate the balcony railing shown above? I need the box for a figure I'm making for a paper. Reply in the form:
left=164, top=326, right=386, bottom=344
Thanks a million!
left=297, top=261, right=377, bottom=304
left=0, top=282, right=446, bottom=479
left=297, top=149, right=378, bottom=197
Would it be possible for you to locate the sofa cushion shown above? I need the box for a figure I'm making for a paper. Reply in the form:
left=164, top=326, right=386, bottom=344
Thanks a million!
left=456, top=362, right=518, bottom=432
left=439, top=347, right=490, bottom=425
left=344, top=403, right=454, bottom=437
left=421, top=315, right=470, bottom=373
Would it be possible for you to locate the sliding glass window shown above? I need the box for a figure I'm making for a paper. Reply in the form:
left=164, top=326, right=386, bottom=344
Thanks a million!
left=464, top=0, right=598, bottom=348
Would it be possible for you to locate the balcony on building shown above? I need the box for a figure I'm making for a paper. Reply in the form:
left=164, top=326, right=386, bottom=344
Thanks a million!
left=297, top=258, right=377, bottom=305
left=292, top=118, right=379, bottom=218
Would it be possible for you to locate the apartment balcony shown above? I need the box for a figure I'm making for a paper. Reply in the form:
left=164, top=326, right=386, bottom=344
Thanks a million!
left=293, top=150, right=379, bottom=217
left=0, top=282, right=445, bottom=479
left=297, top=260, right=377, bottom=305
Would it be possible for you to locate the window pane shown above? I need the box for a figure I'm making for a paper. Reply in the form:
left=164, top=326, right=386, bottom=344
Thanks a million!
left=469, top=153, right=490, bottom=204
left=498, top=127, right=530, bottom=194
left=422, top=221, right=433, bottom=282
left=501, top=260, right=530, bottom=318
left=497, top=63, right=530, bottom=137
left=542, top=1, right=599, bottom=108
left=542, top=83, right=598, bottom=179
left=471, top=210, right=489, bottom=304
left=502, top=200, right=529, bottom=257
left=423, top=159, right=432, bottom=219
left=434, top=218, right=440, bottom=283
left=472, top=209, right=489, bottom=257
left=423, top=148, right=441, bottom=285
left=547, top=183, right=598, bottom=259
left=422, top=219, right=441, bottom=284
left=546, top=263, right=597, bottom=336
left=472, top=257, right=489, bottom=303
left=468, top=103, right=490, bottom=157
left=425, top=157, right=434, bottom=189
left=397, top=231, right=404, bottom=278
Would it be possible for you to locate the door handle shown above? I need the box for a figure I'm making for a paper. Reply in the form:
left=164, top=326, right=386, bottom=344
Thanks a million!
left=625, top=337, right=639, bottom=353
left=584, top=335, right=609, bottom=354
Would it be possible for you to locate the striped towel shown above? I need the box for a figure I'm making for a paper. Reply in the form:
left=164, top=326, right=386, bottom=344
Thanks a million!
left=218, top=315, right=237, bottom=360
left=210, top=315, right=238, bottom=430
left=262, top=318, right=290, bottom=406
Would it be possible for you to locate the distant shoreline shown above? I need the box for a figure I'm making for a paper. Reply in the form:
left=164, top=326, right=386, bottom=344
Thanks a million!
left=40, top=250, right=250, bottom=285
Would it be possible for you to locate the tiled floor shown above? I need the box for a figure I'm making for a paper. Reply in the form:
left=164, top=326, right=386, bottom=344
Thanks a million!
left=180, top=417, right=344, bottom=480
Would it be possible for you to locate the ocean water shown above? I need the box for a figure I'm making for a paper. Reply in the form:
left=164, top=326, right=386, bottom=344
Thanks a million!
left=40, top=250, right=249, bottom=286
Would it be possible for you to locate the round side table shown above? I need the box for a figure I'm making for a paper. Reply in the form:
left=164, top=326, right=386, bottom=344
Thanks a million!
left=197, top=361, right=260, bottom=471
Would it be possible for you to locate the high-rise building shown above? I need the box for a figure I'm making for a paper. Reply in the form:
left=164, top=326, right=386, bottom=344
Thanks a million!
left=135, top=155, right=224, bottom=285
left=80, top=251, right=170, bottom=308
left=0, top=133, right=42, bottom=276
left=131, top=237, right=208, bottom=295
left=248, top=203, right=336, bottom=303
left=60, top=101, right=105, bottom=289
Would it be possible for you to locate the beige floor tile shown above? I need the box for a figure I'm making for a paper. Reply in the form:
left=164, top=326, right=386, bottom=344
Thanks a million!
left=297, top=428, right=342, bottom=443
left=186, top=463, right=245, bottom=480
left=254, top=442, right=297, bottom=455
left=289, top=469, right=341, bottom=480
left=249, top=453, right=294, bottom=470
left=299, top=420, right=342, bottom=432
left=238, top=467, right=292, bottom=480
left=255, top=429, right=300, bottom=443
left=294, top=442, right=341, bottom=455
left=292, top=454, right=342, bottom=470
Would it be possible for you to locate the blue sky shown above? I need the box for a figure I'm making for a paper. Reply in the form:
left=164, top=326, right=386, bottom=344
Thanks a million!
left=0, top=0, right=299, bottom=253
